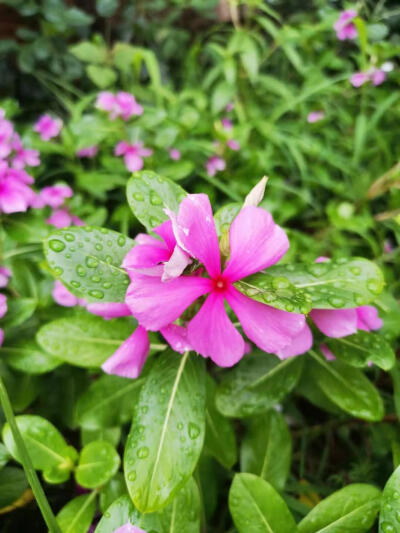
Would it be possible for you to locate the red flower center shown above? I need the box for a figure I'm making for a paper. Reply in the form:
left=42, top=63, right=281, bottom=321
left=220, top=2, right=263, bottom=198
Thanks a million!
left=212, top=276, right=229, bottom=293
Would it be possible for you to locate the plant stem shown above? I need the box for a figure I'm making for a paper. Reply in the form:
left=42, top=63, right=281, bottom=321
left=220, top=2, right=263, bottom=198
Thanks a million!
left=0, top=377, right=61, bottom=533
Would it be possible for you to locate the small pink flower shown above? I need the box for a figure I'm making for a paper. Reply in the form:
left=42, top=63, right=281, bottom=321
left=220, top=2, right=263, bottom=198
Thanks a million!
left=10, top=134, right=40, bottom=169
left=334, top=9, right=357, bottom=40
left=221, top=117, right=233, bottom=130
left=52, top=281, right=85, bottom=307
left=351, top=68, right=386, bottom=88
left=0, top=294, right=8, bottom=319
left=0, top=167, right=35, bottom=214
left=0, top=267, right=11, bottom=288
left=225, top=102, right=234, bottom=112
left=96, top=92, right=143, bottom=121
left=371, top=69, right=386, bottom=86
left=112, top=524, right=146, bottom=533
left=227, top=139, right=240, bottom=151
left=34, top=114, right=63, bottom=141
left=307, top=111, right=325, bottom=123
left=169, top=148, right=181, bottom=161
left=384, top=240, right=394, bottom=254
left=76, top=146, right=98, bottom=158
left=206, top=156, right=226, bottom=177
left=38, top=185, right=73, bottom=208
left=46, top=208, right=84, bottom=228
left=115, top=141, right=153, bottom=172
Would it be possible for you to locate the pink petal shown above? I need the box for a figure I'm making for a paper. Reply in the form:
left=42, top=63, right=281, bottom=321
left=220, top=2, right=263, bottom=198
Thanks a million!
left=86, top=302, right=131, bottom=318
left=162, top=245, right=192, bottom=281
left=52, top=281, right=79, bottom=307
left=0, top=266, right=11, bottom=288
left=350, top=72, right=369, bottom=88
left=310, top=308, right=358, bottom=338
left=0, top=294, right=8, bottom=319
left=112, top=524, right=146, bottom=533
left=320, top=343, right=336, bottom=361
left=115, top=141, right=130, bottom=156
left=102, top=326, right=149, bottom=379
left=96, top=91, right=116, bottom=112
left=0, top=328, right=3, bottom=347
left=171, top=194, right=221, bottom=278
left=160, top=324, right=191, bottom=353
left=223, top=206, right=289, bottom=282
left=46, top=208, right=73, bottom=228
left=226, top=286, right=306, bottom=354
left=125, top=273, right=211, bottom=331
left=371, top=69, right=386, bottom=86
left=188, top=292, right=245, bottom=367
left=153, top=220, right=176, bottom=251
left=276, top=323, right=313, bottom=359
left=124, top=153, right=143, bottom=172
left=135, top=233, right=161, bottom=246
left=356, top=306, right=383, bottom=331
left=123, top=244, right=170, bottom=272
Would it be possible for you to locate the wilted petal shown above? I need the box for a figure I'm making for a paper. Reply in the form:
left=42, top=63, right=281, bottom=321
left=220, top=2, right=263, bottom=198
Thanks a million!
left=310, top=308, right=358, bottom=338
left=102, top=327, right=149, bottom=379
left=356, top=306, right=383, bottom=331
left=276, top=323, right=313, bottom=359
left=160, top=324, right=191, bottom=353
left=188, top=292, right=245, bottom=367
left=223, top=206, right=289, bottom=282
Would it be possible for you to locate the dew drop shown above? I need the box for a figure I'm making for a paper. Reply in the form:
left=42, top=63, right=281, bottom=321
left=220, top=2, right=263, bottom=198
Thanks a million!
left=86, top=256, right=99, bottom=268
left=137, top=446, right=149, bottom=459
left=133, top=192, right=144, bottom=201
left=76, top=265, right=86, bottom=277
left=49, top=239, right=65, bottom=252
left=117, top=235, right=126, bottom=247
left=64, top=233, right=75, bottom=242
left=188, top=422, right=200, bottom=440
left=88, top=289, right=104, bottom=299
left=95, top=243, right=103, bottom=251
left=328, top=296, right=345, bottom=308
left=150, top=192, right=163, bottom=206
left=71, top=281, right=81, bottom=288
left=367, top=278, right=381, bottom=295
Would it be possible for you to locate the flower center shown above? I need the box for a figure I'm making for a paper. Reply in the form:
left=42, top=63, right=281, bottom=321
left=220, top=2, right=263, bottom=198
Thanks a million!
left=212, top=276, right=229, bottom=293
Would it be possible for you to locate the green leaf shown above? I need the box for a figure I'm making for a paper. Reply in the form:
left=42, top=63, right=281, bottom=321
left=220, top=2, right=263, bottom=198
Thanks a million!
left=95, top=494, right=162, bottom=532
left=212, top=81, right=235, bottom=114
left=380, top=466, right=400, bottom=532
left=159, top=477, right=201, bottom=532
left=76, top=374, right=143, bottom=429
left=1, top=339, right=62, bottom=374
left=37, top=315, right=133, bottom=368
left=127, top=170, right=187, bottom=231
left=0, top=443, right=11, bottom=470
left=267, top=258, right=384, bottom=309
left=44, top=226, right=133, bottom=303
left=0, top=467, right=28, bottom=508
left=2, top=415, right=76, bottom=479
left=216, top=353, right=304, bottom=418
left=99, top=472, right=127, bottom=512
left=70, top=115, right=111, bottom=150
left=214, top=203, right=241, bottom=236
left=229, top=473, right=296, bottom=533
left=240, top=410, right=291, bottom=491
left=298, top=483, right=381, bottom=533
left=204, top=375, right=237, bottom=469
left=76, top=440, right=120, bottom=489
left=308, top=352, right=384, bottom=421
left=0, top=298, right=36, bottom=328
left=324, top=331, right=395, bottom=371
left=57, top=493, right=97, bottom=533
left=235, top=272, right=312, bottom=314
left=124, top=351, right=206, bottom=512
left=69, top=41, right=107, bottom=63
left=96, top=0, right=119, bottom=17
left=87, top=65, right=117, bottom=88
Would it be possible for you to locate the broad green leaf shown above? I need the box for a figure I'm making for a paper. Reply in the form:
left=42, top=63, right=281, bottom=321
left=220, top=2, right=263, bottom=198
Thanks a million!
left=76, top=374, right=143, bottom=429
left=37, top=315, right=133, bottom=368
left=95, top=494, right=162, bottom=532
left=0, top=467, right=28, bottom=509
left=235, top=272, right=312, bottom=314
left=159, top=477, right=201, bottom=532
left=268, top=258, right=384, bottom=309
left=325, top=331, right=395, bottom=371
left=2, top=415, right=77, bottom=480
left=216, top=353, right=304, bottom=418
left=229, top=473, right=296, bottom=533
left=1, top=339, right=62, bottom=374
left=127, top=170, right=187, bottom=231
left=204, top=375, right=237, bottom=469
left=240, top=410, right=291, bottom=491
left=212, top=80, right=235, bottom=114
left=44, top=226, right=133, bottom=303
left=81, top=427, right=121, bottom=447
left=70, top=115, right=111, bottom=150
left=57, top=494, right=97, bottom=533
left=69, top=41, right=107, bottom=63
left=0, top=443, right=11, bottom=470
left=3, top=212, right=49, bottom=243
left=298, top=483, right=381, bottom=533
left=124, top=351, right=206, bottom=512
left=99, top=472, right=127, bottom=513
left=380, top=466, right=400, bottom=532
left=0, top=298, right=36, bottom=328
left=87, top=65, right=117, bottom=88
left=308, top=352, right=384, bottom=421
left=75, top=440, right=120, bottom=489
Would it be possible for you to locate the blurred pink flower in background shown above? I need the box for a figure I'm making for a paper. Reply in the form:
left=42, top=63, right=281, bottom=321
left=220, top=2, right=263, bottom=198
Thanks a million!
left=96, top=91, right=143, bottom=120
left=0, top=116, right=14, bottom=159
left=52, top=281, right=86, bottom=307
left=112, top=524, right=146, bottom=533
left=307, top=111, right=325, bottom=123
left=225, top=102, right=234, bottom=112
left=227, top=139, right=240, bottom=151
left=334, top=9, right=357, bottom=40
left=350, top=68, right=387, bottom=88
left=0, top=294, right=7, bottom=347
left=0, top=165, right=35, bottom=213
left=77, top=146, right=98, bottom=158
left=0, top=267, right=11, bottom=288
left=46, top=208, right=84, bottom=228
left=11, top=134, right=40, bottom=169
left=115, top=141, right=153, bottom=172
left=34, top=114, right=63, bottom=141
left=206, top=156, right=226, bottom=176
left=169, top=148, right=181, bottom=160
left=221, top=117, right=233, bottom=130
left=33, top=184, right=73, bottom=209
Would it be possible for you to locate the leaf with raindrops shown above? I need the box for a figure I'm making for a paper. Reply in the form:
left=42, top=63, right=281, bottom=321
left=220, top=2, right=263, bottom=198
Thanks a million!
left=44, top=226, right=134, bottom=303
left=267, top=258, right=384, bottom=309
left=127, top=170, right=187, bottom=231
left=379, top=465, right=400, bottom=533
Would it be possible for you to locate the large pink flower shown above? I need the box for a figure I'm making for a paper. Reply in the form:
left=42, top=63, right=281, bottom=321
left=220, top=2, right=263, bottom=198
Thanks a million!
left=115, top=141, right=153, bottom=172
left=0, top=166, right=35, bottom=213
left=96, top=92, right=143, bottom=121
left=334, top=9, right=357, bottom=40
left=34, top=114, right=63, bottom=141
left=125, top=194, right=306, bottom=367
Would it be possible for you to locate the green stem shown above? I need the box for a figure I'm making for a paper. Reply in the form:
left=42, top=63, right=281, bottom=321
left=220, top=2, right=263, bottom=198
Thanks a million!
left=0, top=377, right=61, bottom=533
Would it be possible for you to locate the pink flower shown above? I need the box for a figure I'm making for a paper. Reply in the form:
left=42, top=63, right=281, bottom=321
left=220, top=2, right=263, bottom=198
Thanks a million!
left=307, top=111, right=325, bottom=123
left=10, top=134, right=40, bottom=169
left=76, top=146, right=98, bottom=158
left=52, top=281, right=86, bottom=307
left=115, top=141, right=153, bottom=172
left=38, top=185, right=73, bottom=208
left=0, top=267, right=11, bottom=288
left=169, top=148, right=181, bottom=161
left=225, top=102, right=234, bottom=112
left=227, top=139, right=240, bottom=151
left=124, top=194, right=306, bottom=367
left=334, top=9, right=357, bottom=40
left=0, top=293, right=7, bottom=348
left=350, top=68, right=386, bottom=88
left=371, top=69, right=386, bottom=86
left=112, top=524, right=146, bottom=533
left=46, top=208, right=84, bottom=228
left=96, top=92, right=143, bottom=121
left=34, top=115, right=63, bottom=141
left=0, top=166, right=35, bottom=213
left=206, top=156, right=226, bottom=177
left=221, top=117, right=233, bottom=130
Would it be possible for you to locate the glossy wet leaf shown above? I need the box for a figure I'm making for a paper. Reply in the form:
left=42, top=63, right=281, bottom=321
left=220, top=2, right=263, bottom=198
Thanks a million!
left=379, top=466, right=400, bottom=532
left=124, top=351, right=206, bottom=513
left=44, top=226, right=133, bottom=303
left=76, top=374, right=143, bottom=429
left=309, top=353, right=384, bottom=421
left=268, top=258, right=384, bottom=309
left=127, top=170, right=187, bottom=231
left=159, top=477, right=201, bottom=532
left=75, top=440, right=120, bottom=489
left=37, top=315, right=133, bottom=368
left=240, top=410, right=291, bottom=491
left=57, top=493, right=97, bottom=533
left=229, top=473, right=296, bottom=533
left=216, top=353, right=304, bottom=418
left=325, top=331, right=395, bottom=371
left=95, top=494, right=162, bottom=532
left=0, top=467, right=29, bottom=509
left=1, top=339, right=62, bottom=374
left=298, top=483, right=381, bottom=533
left=204, top=375, right=237, bottom=469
